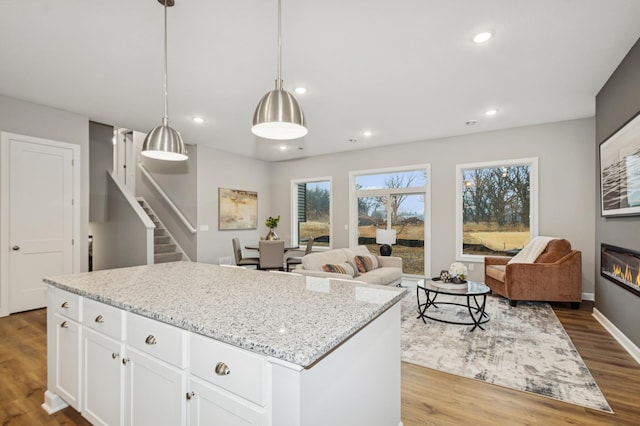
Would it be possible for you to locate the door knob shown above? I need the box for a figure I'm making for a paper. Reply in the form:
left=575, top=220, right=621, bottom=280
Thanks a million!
left=11, top=245, right=19, bottom=251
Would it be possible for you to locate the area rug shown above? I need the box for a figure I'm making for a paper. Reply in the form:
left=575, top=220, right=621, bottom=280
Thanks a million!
left=401, top=291, right=613, bottom=412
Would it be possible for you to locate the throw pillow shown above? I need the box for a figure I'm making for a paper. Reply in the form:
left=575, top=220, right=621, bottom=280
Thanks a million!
left=322, top=263, right=355, bottom=275
left=354, top=255, right=379, bottom=273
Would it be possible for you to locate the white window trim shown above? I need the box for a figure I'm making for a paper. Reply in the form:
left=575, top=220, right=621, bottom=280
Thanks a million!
left=455, top=157, right=539, bottom=263
left=349, top=164, right=431, bottom=278
left=290, top=176, right=333, bottom=250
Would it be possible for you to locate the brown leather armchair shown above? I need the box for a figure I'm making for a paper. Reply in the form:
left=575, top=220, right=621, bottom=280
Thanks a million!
left=484, top=239, right=582, bottom=308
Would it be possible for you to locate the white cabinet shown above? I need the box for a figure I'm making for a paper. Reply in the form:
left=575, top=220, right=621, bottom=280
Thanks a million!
left=83, top=328, right=124, bottom=426
left=187, top=333, right=266, bottom=425
left=82, top=297, right=125, bottom=426
left=51, top=288, right=82, bottom=411
left=187, top=377, right=264, bottom=426
left=124, top=347, right=186, bottom=426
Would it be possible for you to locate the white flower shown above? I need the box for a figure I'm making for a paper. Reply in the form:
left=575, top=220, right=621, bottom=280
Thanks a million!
left=449, top=261, right=468, bottom=277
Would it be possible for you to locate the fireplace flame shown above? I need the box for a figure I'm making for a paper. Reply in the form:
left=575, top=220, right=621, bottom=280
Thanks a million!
left=612, top=262, right=639, bottom=287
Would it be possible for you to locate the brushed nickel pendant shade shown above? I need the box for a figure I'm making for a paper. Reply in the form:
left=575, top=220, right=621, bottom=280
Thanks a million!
left=142, top=0, right=188, bottom=161
left=252, top=0, right=307, bottom=140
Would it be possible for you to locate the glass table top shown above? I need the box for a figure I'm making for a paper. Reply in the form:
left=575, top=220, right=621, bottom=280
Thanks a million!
left=417, top=279, right=490, bottom=296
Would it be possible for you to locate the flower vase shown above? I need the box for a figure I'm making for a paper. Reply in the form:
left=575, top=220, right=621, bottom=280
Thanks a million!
left=265, top=229, right=279, bottom=240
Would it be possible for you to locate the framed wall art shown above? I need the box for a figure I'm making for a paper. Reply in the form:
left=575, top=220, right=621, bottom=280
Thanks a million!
left=218, top=188, right=258, bottom=230
left=600, top=111, right=640, bottom=217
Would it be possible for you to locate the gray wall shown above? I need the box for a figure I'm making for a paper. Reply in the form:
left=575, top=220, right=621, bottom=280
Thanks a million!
left=595, top=38, right=640, bottom=346
left=89, top=121, right=113, bottom=223
left=91, top=174, right=151, bottom=270
left=271, top=118, right=596, bottom=295
left=0, top=95, right=89, bottom=272
left=196, top=145, right=271, bottom=265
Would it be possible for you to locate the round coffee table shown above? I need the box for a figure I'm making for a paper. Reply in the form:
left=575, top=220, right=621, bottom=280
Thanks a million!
left=416, top=279, right=490, bottom=331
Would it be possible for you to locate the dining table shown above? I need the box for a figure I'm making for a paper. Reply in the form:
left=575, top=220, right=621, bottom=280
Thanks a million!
left=245, top=242, right=300, bottom=252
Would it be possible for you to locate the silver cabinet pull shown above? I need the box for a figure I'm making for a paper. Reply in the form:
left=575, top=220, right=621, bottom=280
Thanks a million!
left=122, top=358, right=130, bottom=365
left=186, top=391, right=195, bottom=400
left=145, top=335, right=157, bottom=345
left=95, top=315, right=104, bottom=323
left=60, top=321, right=69, bottom=328
left=61, top=301, right=69, bottom=309
left=11, top=245, right=20, bottom=251
left=215, top=362, right=230, bottom=376
left=112, top=352, right=119, bottom=359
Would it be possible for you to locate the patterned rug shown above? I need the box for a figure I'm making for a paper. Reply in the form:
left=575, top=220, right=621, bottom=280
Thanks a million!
left=401, top=291, right=613, bottom=412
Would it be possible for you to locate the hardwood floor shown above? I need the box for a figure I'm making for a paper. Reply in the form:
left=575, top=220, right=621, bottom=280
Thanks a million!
left=402, top=301, right=640, bottom=426
left=1, top=303, right=639, bottom=425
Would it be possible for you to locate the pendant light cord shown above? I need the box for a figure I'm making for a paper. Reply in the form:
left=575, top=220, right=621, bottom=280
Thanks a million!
left=163, top=0, right=169, bottom=126
left=276, top=0, right=282, bottom=90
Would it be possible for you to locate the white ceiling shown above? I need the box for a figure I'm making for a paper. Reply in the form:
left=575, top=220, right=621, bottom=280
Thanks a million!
left=2, top=0, right=640, bottom=162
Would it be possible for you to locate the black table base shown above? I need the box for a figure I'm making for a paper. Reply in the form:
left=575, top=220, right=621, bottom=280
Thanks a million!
left=416, top=286, right=490, bottom=331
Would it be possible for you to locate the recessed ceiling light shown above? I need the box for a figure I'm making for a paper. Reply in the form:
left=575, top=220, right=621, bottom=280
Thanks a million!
left=294, top=87, right=307, bottom=95
left=473, top=31, right=493, bottom=43
left=279, top=145, right=287, bottom=150
left=485, top=109, right=498, bottom=116
left=363, top=130, right=372, bottom=137
left=192, top=117, right=204, bottom=124
left=465, top=120, right=477, bottom=126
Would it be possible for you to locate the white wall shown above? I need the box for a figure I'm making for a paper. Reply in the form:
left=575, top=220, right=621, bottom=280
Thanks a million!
left=0, top=95, right=89, bottom=272
left=196, top=146, right=271, bottom=264
left=271, top=118, right=597, bottom=295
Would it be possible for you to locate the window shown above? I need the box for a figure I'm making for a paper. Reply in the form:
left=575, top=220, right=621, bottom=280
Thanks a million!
left=350, top=166, right=430, bottom=276
left=291, top=178, right=332, bottom=248
left=456, top=158, right=538, bottom=261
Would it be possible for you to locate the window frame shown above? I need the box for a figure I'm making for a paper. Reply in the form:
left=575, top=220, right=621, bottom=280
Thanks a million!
left=349, top=164, right=431, bottom=278
left=455, top=157, right=539, bottom=262
left=290, top=176, right=333, bottom=250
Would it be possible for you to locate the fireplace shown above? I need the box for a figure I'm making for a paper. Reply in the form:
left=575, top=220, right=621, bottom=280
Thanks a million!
left=600, top=243, right=640, bottom=297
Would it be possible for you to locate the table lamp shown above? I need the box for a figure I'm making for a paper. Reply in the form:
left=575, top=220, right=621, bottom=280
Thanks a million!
left=376, top=229, right=397, bottom=256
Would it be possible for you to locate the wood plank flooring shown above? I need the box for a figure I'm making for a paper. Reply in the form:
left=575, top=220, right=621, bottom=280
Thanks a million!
left=1, top=303, right=639, bottom=425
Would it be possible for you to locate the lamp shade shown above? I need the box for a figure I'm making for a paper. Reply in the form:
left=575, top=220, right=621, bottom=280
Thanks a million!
left=141, top=123, right=188, bottom=161
left=252, top=88, right=307, bottom=140
left=376, top=229, right=397, bottom=245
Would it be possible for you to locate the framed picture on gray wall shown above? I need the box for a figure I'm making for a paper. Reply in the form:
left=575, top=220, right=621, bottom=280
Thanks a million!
left=600, top=111, right=640, bottom=217
left=218, top=188, right=258, bottom=230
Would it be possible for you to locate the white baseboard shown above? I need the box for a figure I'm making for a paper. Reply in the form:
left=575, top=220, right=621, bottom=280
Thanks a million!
left=582, top=292, right=594, bottom=301
left=592, top=308, right=640, bottom=366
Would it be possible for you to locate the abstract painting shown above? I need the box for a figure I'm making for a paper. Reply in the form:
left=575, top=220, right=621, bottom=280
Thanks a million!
left=218, top=188, right=258, bottom=230
left=600, top=112, right=640, bottom=217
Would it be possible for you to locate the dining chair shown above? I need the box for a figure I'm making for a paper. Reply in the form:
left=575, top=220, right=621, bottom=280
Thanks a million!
left=286, top=237, right=315, bottom=272
left=259, top=240, right=286, bottom=271
left=232, top=237, right=260, bottom=268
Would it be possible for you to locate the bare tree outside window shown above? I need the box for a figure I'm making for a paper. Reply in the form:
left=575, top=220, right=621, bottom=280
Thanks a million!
left=355, top=170, right=427, bottom=275
left=457, top=158, right=538, bottom=259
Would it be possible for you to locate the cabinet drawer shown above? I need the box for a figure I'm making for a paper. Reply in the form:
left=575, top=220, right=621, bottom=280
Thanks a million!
left=83, top=298, right=123, bottom=340
left=126, top=312, right=186, bottom=368
left=190, top=333, right=266, bottom=406
left=54, top=288, right=81, bottom=322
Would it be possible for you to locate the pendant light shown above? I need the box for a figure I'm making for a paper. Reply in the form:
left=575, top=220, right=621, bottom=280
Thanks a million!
left=252, top=0, right=307, bottom=140
left=142, top=0, right=188, bottom=161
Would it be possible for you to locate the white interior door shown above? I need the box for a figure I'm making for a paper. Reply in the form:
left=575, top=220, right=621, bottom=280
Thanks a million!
left=7, top=136, right=74, bottom=313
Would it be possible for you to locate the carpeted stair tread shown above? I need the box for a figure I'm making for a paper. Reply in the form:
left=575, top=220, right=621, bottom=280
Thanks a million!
left=154, top=236, right=170, bottom=244
left=154, top=252, right=183, bottom=263
left=155, top=243, right=177, bottom=254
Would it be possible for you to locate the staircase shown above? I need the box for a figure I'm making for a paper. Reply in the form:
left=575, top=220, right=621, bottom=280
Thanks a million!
left=138, top=199, right=185, bottom=264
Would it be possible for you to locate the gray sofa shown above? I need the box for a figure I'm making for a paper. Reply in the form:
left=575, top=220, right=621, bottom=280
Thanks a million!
left=293, top=245, right=403, bottom=286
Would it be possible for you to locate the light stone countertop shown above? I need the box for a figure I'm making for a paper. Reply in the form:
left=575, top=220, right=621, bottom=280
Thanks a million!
left=44, top=261, right=406, bottom=367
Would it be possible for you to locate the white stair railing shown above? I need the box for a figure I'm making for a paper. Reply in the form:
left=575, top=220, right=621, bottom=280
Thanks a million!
left=138, top=163, right=197, bottom=234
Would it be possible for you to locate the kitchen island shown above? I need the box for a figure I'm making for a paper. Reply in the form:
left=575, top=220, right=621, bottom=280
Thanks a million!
left=42, top=261, right=406, bottom=426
